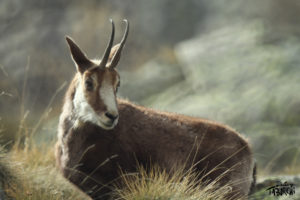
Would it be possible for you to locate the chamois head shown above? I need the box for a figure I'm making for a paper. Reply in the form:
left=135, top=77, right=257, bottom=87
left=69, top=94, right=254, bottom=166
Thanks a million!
left=66, top=19, right=129, bottom=130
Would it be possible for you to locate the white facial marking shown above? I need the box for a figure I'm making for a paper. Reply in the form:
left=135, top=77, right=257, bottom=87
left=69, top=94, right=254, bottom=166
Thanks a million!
left=73, top=81, right=100, bottom=127
left=72, top=75, right=118, bottom=130
left=99, top=77, right=118, bottom=116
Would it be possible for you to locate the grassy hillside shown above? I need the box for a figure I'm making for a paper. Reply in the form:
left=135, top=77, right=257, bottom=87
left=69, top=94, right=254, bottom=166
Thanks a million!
left=1, top=143, right=88, bottom=200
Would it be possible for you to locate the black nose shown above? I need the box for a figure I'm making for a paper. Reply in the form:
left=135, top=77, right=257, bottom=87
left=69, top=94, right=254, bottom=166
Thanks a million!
left=105, top=112, right=118, bottom=121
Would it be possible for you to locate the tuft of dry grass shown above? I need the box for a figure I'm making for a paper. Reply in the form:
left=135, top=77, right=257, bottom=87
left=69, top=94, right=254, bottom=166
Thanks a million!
left=2, top=142, right=89, bottom=200
left=113, top=165, right=234, bottom=200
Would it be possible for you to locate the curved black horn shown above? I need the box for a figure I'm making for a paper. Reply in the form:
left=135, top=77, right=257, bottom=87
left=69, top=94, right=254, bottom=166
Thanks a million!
left=110, top=19, right=129, bottom=68
left=99, top=19, right=115, bottom=68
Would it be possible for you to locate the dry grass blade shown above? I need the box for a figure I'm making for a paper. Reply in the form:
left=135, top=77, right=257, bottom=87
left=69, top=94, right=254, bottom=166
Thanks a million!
left=113, top=164, right=235, bottom=200
left=3, top=142, right=89, bottom=200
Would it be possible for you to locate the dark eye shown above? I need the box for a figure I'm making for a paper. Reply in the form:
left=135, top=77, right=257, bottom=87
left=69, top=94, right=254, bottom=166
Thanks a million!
left=85, top=79, right=93, bottom=91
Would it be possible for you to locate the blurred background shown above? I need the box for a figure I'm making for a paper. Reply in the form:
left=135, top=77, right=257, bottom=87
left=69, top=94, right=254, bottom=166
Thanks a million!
left=0, top=0, right=300, bottom=174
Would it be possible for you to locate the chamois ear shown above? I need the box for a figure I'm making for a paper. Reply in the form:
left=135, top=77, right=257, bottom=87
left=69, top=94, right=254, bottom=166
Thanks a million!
left=66, top=36, right=93, bottom=73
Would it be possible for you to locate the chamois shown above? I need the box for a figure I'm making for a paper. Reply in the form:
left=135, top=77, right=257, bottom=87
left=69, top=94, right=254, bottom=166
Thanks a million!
left=55, top=19, right=256, bottom=199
